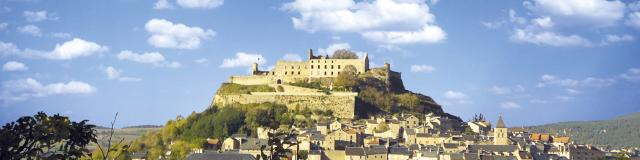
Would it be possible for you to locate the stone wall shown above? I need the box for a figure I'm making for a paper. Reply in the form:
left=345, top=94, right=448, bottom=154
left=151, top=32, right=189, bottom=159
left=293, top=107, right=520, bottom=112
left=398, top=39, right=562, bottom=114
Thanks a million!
left=213, top=91, right=358, bottom=119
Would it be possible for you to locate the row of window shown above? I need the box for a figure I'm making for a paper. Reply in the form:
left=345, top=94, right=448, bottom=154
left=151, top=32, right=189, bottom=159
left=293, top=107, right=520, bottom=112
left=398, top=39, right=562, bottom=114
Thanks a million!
left=283, top=71, right=342, bottom=76
left=285, top=65, right=343, bottom=70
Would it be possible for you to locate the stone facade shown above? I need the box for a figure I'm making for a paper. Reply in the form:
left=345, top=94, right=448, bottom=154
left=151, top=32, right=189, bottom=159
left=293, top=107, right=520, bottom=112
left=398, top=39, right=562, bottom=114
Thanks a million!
left=228, top=49, right=369, bottom=85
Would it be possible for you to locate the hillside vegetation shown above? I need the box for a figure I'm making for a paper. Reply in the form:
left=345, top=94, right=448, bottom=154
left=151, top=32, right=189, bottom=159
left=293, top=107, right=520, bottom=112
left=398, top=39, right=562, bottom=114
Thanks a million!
left=528, top=112, right=640, bottom=148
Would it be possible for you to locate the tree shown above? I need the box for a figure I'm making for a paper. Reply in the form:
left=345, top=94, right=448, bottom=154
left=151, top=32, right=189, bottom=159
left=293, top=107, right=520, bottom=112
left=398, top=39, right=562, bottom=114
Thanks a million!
left=331, top=49, right=359, bottom=59
left=397, top=93, right=420, bottom=111
left=0, top=112, right=96, bottom=160
left=335, top=65, right=359, bottom=89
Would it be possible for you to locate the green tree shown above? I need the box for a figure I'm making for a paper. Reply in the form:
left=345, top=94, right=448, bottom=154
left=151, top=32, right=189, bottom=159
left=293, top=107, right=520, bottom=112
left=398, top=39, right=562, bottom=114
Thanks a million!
left=335, top=65, right=359, bottom=89
left=0, top=112, right=96, bottom=160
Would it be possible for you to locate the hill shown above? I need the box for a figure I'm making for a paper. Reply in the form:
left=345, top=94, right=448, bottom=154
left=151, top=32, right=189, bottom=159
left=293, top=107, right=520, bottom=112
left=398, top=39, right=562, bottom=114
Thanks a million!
left=527, top=112, right=640, bottom=148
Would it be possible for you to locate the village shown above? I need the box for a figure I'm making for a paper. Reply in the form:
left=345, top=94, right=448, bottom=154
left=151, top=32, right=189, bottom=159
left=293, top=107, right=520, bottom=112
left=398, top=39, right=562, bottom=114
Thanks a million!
left=170, top=113, right=640, bottom=160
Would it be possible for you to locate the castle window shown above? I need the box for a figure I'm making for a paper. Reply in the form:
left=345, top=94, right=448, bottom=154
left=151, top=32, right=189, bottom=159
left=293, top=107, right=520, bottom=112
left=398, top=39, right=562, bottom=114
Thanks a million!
left=291, top=71, right=294, bottom=75
left=338, top=65, right=341, bottom=69
left=317, top=65, right=320, bottom=69
left=324, top=65, right=327, bottom=69
left=331, top=65, right=334, bottom=69
left=324, top=72, right=327, bottom=75
left=331, top=72, right=334, bottom=75
left=285, top=72, right=287, bottom=75
left=291, top=66, right=294, bottom=69
left=311, top=65, right=314, bottom=69
left=298, top=71, right=300, bottom=75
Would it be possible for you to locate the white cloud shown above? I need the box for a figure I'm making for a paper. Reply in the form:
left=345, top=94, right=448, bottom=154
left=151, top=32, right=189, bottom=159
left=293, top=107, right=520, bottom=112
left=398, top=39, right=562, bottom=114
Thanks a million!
left=194, top=58, right=208, bottom=64
left=511, top=29, right=591, bottom=47
left=443, top=90, right=469, bottom=105
left=23, top=10, right=57, bottom=22
left=104, top=66, right=142, bottom=82
left=283, top=54, right=302, bottom=61
left=604, top=34, right=634, bottom=43
left=220, top=52, right=266, bottom=68
left=145, top=18, right=216, bottom=49
left=17, top=25, right=42, bottom=37
left=532, top=16, right=553, bottom=28
left=318, top=43, right=351, bottom=56
left=177, top=0, right=224, bottom=9
left=619, top=68, right=640, bottom=81
left=117, top=50, right=181, bottom=68
left=529, top=99, right=549, bottom=104
left=1, top=78, right=96, bottom=102
left=567, top=88, right=580, bottom=95
left=444, top=90, right=467, bottom=100
left=537, top=74, right=616, bottom=88
left=626, top=12, right=640, bottom=29
left=523, top=0, right=625, bottom=27
left=361, top=25, right=446, bottom=44
left=51, top=32, right=72, bottom=39
left=500, top=101, right=521, bottom=109
left=154, top=0, right=174, bottom=10
left=46, top=38, right=108, bottom=60
left=2, top=61, right=28, bottom=71
left=489, top=86, right=511, bottom=95
left=0, top=42, right=19, bottom=56
left=0, top=23, right=7, bottom=30
left=410, top=64, right=435, bottom=73
left=283, top=0, right=446, bottom=44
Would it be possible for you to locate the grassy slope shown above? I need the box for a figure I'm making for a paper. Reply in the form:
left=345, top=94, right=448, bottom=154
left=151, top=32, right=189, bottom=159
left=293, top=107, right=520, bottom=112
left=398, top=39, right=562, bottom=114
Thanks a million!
left=87, top=127, right=161, bottom=151
left=527, top=112, right=640, bottom=148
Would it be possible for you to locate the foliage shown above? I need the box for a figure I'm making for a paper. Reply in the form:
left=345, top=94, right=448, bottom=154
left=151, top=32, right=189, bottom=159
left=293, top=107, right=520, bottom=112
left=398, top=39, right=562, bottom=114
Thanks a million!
left=217, top=83, right=275, bottom=95
left=0, top=112, right=96, bottom=160
left=528, top=112, right=640, bottom=148
left=257, top=131, right=298, bottom=160
left=129, top=103, right=294, bottom=159
left=397, top=93, right=420, bottom=111
left=359, top=86, right=394, bottom=112
left=331, top=49, right=359, bottom=59
left=374, top=122, right=390, bottom=133
left=334, top=65, right=359, bottom=89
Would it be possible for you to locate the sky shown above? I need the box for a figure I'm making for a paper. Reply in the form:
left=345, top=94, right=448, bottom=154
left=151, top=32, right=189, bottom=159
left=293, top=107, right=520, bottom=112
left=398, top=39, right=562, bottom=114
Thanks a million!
left=1, top=0, right=639, bottom=128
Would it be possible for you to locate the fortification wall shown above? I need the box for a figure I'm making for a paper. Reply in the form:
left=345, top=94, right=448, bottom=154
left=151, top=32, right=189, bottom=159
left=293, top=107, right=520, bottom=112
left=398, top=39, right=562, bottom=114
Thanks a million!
left=213, top=92, right=357, bottom=119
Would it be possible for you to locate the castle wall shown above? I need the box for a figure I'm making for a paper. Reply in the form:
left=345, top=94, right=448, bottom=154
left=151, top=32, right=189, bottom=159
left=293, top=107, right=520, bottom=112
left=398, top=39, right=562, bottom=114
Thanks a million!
left=213, top=92, right=357, bottom=119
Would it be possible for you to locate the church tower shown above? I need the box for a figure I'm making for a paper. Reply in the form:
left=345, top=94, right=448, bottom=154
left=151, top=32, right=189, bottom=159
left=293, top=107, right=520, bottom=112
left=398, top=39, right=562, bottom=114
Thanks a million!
left=493, top=115, right=509, bottom=145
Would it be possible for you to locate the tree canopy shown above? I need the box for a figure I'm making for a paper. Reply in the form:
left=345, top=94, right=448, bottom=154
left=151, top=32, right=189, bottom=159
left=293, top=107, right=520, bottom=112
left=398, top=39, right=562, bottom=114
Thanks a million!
left=331, top=49, right=359, bottom=59
left=0, top=112, right=96, bottom=160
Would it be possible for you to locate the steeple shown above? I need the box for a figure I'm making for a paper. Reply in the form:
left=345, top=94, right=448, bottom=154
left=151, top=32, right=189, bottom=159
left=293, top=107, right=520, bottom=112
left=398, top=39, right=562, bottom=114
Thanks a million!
left=496, top=115, right=506, bottom=128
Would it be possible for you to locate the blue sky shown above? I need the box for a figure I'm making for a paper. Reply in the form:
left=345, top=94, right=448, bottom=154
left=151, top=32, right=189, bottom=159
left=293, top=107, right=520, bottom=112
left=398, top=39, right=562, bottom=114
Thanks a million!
left=1, top=0, right=639, bottom=127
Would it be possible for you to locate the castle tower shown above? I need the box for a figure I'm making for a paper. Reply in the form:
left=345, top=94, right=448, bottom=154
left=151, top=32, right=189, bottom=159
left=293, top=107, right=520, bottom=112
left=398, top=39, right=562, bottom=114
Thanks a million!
left=493, top=115, right=509, bottom=145
left=251, top=62, right=258, bottom=74
left=383, top=62, right=390, bottom=71
left=364, top=53, right=369, bottom=71
left=308, top=48, right=313, bottom=60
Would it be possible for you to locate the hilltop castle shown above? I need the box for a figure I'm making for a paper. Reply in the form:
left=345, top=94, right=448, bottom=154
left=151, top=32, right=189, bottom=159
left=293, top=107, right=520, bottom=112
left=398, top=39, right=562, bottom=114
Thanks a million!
left=228, top=49, right=371, bottom=85
left=214, top=49, right=400, bottom=119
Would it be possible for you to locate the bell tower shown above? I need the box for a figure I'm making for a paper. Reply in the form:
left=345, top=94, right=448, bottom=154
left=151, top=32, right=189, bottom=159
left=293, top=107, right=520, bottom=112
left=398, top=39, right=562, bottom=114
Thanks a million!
left=493, top=115, right=509, bottom=145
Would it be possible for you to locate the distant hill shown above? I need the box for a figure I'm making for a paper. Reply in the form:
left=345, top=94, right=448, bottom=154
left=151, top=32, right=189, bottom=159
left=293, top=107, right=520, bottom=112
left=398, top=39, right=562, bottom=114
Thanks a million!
left=527, top=112, right=640, bottom=148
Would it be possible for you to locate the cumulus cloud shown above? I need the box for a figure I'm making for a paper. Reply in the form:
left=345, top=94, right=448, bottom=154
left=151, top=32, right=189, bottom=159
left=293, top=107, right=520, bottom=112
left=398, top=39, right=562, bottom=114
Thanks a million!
left=154, top=0, right=174, bottom=10
left=627, top=12, right=640, bottom=29
left=104, top=66, right=142, bottom=82
left=283, top=0, right=446, bottom=44
left=410, top=64, right=435, bottom=73
left=496, top=0, right=633, bottom=47
left=500, top=101, right=521, bottom=109
left=194, top=58, right=208, bottom=64
left=1, top=39, right=107, bottom=60
left=46, top=38, right=108, bottom=60
left=177, top=0, right=224, bottom=9
left=523, top=0, right=625, bottom=27
left=537, top=74, right=616, bottom=88
left=282, top=54, right=302, bottom=61
left=2, top=61, right=28, bottom=71
left=619, top=68, right=640, bottom=81
left=145, top=18, right=216, bottom=49
left=489, top=86, right=511, bottom=95
left=604, top=34, right=634, bottom=43
left=1, top=78, right=96, bottom=102
left=442, top=90, right=470, bottom=105
left=117, top=50, right=181, bottom=68
left=0, top=23, right=8, bottom=30
left=220, top=52, right=266, bottom=68
left=511, top=29, right=591, bottom=47
left=23, top=10, right=57, bottom=22
left=17, top=25, right=42, bottom=37
left=51, top=32, right=72, bottom=39
left=0, top=42, right=19, bottom=56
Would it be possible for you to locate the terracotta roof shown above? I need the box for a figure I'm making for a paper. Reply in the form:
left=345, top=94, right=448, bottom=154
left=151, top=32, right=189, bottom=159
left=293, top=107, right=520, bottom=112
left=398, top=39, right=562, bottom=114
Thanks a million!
left=552, top=136, right=570, bottom=143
